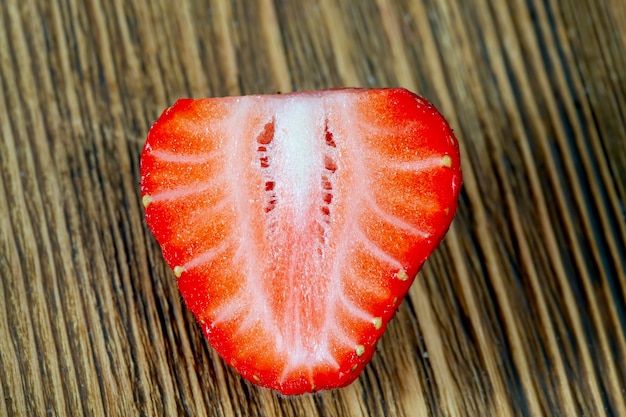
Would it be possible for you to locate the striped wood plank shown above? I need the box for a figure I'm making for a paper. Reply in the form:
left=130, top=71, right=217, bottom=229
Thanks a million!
left=0, top=0, right=624, bottom=416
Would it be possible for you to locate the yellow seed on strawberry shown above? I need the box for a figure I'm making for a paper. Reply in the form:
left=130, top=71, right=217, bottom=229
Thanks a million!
left=173, top=266, right=184, bottom=278
left=397, top=269, right=409, bottom=281
left=142, top=195, right=153, bottom=208
left=355, top=345, right=365, bottom=357
left=372, top=317, right=382, bottom=330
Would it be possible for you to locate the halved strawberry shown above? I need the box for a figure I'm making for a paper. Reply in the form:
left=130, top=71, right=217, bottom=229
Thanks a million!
left=140, top=88, right=461, bottom=395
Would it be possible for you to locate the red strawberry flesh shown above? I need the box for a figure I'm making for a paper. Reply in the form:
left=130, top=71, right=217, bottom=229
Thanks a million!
left=140, top=88, right=462, bottom=395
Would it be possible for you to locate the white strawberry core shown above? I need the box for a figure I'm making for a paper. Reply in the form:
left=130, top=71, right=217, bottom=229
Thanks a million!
left=271, top=97, right=325, bottom=225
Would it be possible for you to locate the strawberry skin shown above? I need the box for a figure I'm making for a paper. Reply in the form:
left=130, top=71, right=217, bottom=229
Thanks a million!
left=140, top=88, right=462, bottom=395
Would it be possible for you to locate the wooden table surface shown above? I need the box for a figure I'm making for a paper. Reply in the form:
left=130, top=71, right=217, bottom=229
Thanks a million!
left=1, top=0, right=625, bottom=416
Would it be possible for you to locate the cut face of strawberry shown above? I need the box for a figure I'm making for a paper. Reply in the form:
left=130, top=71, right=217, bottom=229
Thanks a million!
left=140, top=88, right=462, bottom=395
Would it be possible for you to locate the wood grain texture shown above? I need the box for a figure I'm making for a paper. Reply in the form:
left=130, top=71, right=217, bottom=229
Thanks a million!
left=1, top=0, right=624, bottom=416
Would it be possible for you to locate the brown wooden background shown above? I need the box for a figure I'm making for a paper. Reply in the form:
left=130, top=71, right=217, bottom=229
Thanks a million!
left=1, top=0, right=625, bottom=416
